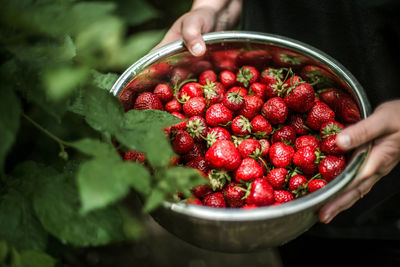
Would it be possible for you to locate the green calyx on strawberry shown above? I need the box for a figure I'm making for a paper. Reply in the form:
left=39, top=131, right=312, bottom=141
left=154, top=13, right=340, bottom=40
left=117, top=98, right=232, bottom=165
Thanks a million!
left=208, top=169, right=231, bottom=191
left=186, top=116, right=207, bottom=141
left=231, top=115, right=252, bottom=136
left=320, top=121, right=344, bottom=138
left=236, top=65, right=258, bottom=87
left=223, top=89, right=245, bottom=111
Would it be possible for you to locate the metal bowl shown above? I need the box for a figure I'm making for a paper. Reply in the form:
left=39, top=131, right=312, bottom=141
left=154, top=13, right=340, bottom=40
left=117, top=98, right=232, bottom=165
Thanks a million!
left=111, top=31, right=371, bottom=253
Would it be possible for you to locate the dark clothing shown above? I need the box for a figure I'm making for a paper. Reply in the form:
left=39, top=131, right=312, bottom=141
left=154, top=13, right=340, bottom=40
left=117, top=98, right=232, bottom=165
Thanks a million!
left=242, top=0, right=400, bottom=240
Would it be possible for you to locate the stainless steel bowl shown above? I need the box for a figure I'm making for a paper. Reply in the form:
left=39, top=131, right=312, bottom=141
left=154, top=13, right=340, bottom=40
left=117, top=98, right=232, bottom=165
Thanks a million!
left=111, top=31, right=371, bottom=253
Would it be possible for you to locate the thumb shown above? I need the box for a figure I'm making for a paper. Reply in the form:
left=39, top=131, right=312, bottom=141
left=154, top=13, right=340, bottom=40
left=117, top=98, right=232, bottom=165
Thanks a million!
left=181, top=13, right=209, bottom=57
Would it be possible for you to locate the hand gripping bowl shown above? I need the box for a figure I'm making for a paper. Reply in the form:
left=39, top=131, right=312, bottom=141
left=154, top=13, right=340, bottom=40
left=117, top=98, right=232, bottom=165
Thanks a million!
left=111, top=31, right=371, bottom=253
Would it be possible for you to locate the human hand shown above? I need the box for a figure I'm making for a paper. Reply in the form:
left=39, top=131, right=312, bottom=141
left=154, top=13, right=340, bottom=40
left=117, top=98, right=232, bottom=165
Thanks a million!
left=319, top=99, right=400, bottom=223
left=153, top=0, right=242, bottom=56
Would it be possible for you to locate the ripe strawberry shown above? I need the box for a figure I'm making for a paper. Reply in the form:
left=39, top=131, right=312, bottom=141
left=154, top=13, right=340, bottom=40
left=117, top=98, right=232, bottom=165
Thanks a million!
left=272, top=50, right=305, bottom=68
left=321, top=135, right=345, bottom=155
left=283, top=75, right=303, bottom=88
left=288, top=174, right=308, bottom=196
left=266, top=167, right=288, bottom=190
left=271, top=125, right=296, bottom=145
left=169, top=67, right=190, bottom=86
left=261, top=97, right=288, bottom=125
left=251, top=115, right=272, bottom=138
left=171, top=130, right=194, bottom=155
left=284, top=82, right=315, bottom=113
left=219, top=70, right=237, bottom=88
left=246, top=178, right=275, bottom=206
left=181, top=142, right=206, bottom=163
left=237, top=138, right=261, bottom=158
left=287, top=113, right=309, bottom=135
left=306, top=101, right=335, bottom=131
left=222, top=87, right=245, bottom=111
left=205, top=103, right=233, bottom=127
left=201, top=81, right=226, bottom=106
left=123, top=150, right=146, bottom=163
left=153, top=83, right=173, bottom=103
left=231, top=115, right=252, bottom=136
left=319, top=155, right=346, bottom=181
left=294, top=135, right=320, bottom=151
left=206, top=127, right=231, bottom=147
left=308, top=179, right=327, bottom=193
left=242, top=204, right=258, bottom=209
left=223, top=182, right=246, bottom=208
left=186, top=157, right=211, bottom=181
left=183, top=96, right=206, bottom=117
left=191, top=184, right=212, bottom=199
left=226, top=86, right=248, bottom=97
left=202, top=192, right=226, bottom=208
left=249, top=82, right=266, bottom=101
left=169, top=112, right=187, bottom=132
left=301, top=65, right=337, bottom=89
left=260, top=67, right=285, bottom=99
left=236, top=95, right=263, bottom=120
left=198, top=69, right=217, bottom=85
left=165, top=99, right=182, bottom=113
left=185, top=198, right=202, bottom=205
left=186, top=116, right=208, bottom=142
left=259, top=139, right=270, bottom=157
left=269, top=142, right=295, bottom=168
left=211, top=49, right=239, bottom=72
left=178, top=82, right=203, bottom=102
left=134, top=92, right=163, bottom=110
left=205, top=140, right=241, bottom=171
left=274, top=190, right=294, bottom=203
left=236, top=65, right=259, bottom=87
left=320, top=121, right=344, bottom=139
left=235, top=158, right=264, bottom=182
left=237, top=50, right=271, bottom=70
left=293, top=146, right=319, bottom=175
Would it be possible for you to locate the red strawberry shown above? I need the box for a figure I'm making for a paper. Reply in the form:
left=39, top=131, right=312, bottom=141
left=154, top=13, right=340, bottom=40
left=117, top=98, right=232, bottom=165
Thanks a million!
left=293, top=146, right=319, bottom=175
left=320, top=121, right=344, bottom=139
left=189, top=59, right=213, bottom=75
left=226, top=86, right=248, bottom=97
left=319, top=155, right=346, bottom=181
left=153, top=83, right=173, bottom=103
left=251, top=115, right=272, bottom=138
left=288, top=174, right=308, bottom=196
left=284, top=82, right=315, bottom=113
left=271, top=125, right=296, bottom=145
left=201, top=81, right=226, bottom=106
left=242, top=204, right=258, bottom=209
left=266, top=168, right=288, bottom=190
left=123, top=150, right=146, bottom=163
left=236, top=50, right=271, bottom=69
left=169, top=67, right=190, bottom=86
left=211, top=49, right=239, bottom=72
left=249, top=82, right=266, bottom=101
left=170, top=112, right=187, bottom=132
left=181, top=142, right=206, bottom=163
left=236, top=65, right=259, bottom=87
left=186, top=116, right=208, bottom=142
left=287, top=113, right=309, bottom=135
left=237, top=138, right=261, bottom=158
left=236, top=95, right=264, bottom=120
left=183, top=96, right=206, bottom=117
left=274, top=190, right=294, bottom=203
left=222, top=87, right=245, bottom=111
left=202, top=192, right=226, bottom=208
left=259, top=139, right=270, bottom=157
left=261, top=97, right=289, bottom=125
left=283, top=75, right=302, bottom=88
left=206, top=127, right=231, bottom=147
left=134, top=92, right=163, bottom=110
left=294, top=135, right=320, bottom=151
left=321, top=135, right=345, bottom=155
left=269, top=142, right=295, bottom=168
left=205, top=140, right=241, bottom=171
left=165, top=99, right=182, bottom=113
left=191, top=184, right=212, bottom=199
left=272, top=50, right=305, bottom=68
left=186, top=198, right=202, bottom=205
left=260, top=67, right=285, bottom=99
left=231, top=115, right=252, bottom=136
left=186, top=157, right=209, bottom=174
left=306, top=101, right=335, bottom=131
left=171, top=130, right=194, bottom=155
left=198, top=69, right=217, bottom=85
left=223, top=182, right=246, bottom=208
left=219, top=70, right=237, bottom=88
left=246, top=178, right=275, bottom=206
left=205, top=103, right=233, bottom=127
left=301, top=65, right=337, bottom=89
left=308, top=179, right=327, bottom=193
left=178, top=82, right=203, bottom=102
left=235, top=158, right=264, bottom=182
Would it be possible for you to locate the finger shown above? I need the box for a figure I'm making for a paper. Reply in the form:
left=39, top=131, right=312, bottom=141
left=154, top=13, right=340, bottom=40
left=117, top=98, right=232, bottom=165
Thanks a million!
left=153, top=29, right=183, bottom=50
left=336, top=109, right=389, bottom=150
left=318, top=173, right=380, bottom=224
left=181, top=14, right=208, bottom=56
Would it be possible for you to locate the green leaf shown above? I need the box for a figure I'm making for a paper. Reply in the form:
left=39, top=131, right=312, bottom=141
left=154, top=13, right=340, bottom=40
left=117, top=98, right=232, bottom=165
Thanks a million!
left=124, top=109, right=183, bottom=129
left=116, top=0, right=159, bottom=26
left=0, top=87, right=21, bottom=172
left=70, top=138, right=120, bottom=160
left=90, top=70, right=119, bottom=91
left=33, top=173, right=124, bottom=247
left=77, top=157, right=151, bottom=213
left=143, top=188, right=165, bottom=213
left=19, top=250, right=56, bottom=267
left=0, top=240, right=8, bottom=263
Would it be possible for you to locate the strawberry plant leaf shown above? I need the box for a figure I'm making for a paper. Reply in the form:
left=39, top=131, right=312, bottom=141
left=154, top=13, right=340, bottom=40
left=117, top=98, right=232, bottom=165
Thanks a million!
left=90, top=70, right=119, bottom=91
left=70, top=138, right=120, bottom=160
left=124, top=109, right=183, bottom=129
left=19, top=250, right=57, bottom=267
left=33, top=173, right=124, bottom=247
left=77, top=157, right=151, bottom=213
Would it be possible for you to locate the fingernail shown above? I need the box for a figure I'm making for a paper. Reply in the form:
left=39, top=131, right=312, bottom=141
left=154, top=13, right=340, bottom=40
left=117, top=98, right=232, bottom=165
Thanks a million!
left=191, top=43, right=203, bottom=56
left=321, top=213, right=333, bottom=224
left=337, top=134, right=351, bottom=149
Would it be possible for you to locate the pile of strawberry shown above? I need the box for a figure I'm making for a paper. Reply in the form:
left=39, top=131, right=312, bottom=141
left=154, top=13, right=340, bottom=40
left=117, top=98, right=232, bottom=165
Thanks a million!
left=124, top=62, right=360, bottom=209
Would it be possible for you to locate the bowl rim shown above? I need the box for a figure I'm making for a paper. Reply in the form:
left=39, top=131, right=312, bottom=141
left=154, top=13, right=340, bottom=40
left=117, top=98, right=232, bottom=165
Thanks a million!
left=111, top=30, right=371, bottom=222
